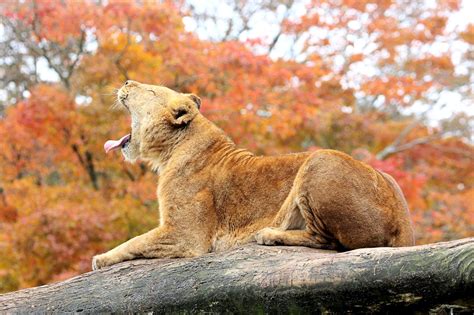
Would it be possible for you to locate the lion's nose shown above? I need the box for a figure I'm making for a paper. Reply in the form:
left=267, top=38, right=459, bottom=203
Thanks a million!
left=124, top=80, right=139, bottom=87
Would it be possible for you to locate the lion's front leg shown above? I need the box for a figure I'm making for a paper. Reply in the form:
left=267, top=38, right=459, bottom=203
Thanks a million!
left=92, top=226, right=199, bottom=270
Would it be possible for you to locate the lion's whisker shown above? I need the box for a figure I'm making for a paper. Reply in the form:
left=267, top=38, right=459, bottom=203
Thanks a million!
left=109, top=99, right=122, bottom=110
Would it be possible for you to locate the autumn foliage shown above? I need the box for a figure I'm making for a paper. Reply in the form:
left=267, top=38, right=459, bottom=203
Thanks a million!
left=0, top=0, right=472, bottom=293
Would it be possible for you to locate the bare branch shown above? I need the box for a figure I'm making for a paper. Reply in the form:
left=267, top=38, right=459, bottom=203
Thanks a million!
left=376, top=133, right=442, bottom=160
left=113, top=17, right=133, bottom=80
left=375, top=107, right=437, bottom=160
left=268, top=0, right=295, bottom=54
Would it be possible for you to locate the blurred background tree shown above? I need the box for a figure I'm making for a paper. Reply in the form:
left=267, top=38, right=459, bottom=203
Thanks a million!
left=0, top=0, right=472, bottom=293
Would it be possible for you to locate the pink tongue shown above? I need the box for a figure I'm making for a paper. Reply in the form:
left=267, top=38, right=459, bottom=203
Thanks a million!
left=104, top=134, right=131, bottom=153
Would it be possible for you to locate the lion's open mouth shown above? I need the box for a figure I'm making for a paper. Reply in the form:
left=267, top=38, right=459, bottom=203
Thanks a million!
left=104, top=133, right=131, bottom=153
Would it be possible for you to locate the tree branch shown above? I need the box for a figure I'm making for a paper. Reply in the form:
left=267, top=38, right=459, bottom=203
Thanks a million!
left=375, top=106, right=446, bottom=160
left=0, top=238, right=472, bottom=313
left=113, top=17, right=133, bottom=81
left=71, top=144, right=99, bottom=190
left=376, top=132, right=442, bottom=160
left=268, top=0, right=295, bottom=54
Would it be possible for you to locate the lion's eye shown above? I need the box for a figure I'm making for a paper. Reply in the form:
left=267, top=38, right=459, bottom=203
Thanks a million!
left=147, top=89, right=156, bottom=96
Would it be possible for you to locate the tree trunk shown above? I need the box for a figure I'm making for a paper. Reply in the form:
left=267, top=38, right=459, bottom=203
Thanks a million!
left=0, top=238, right=473, bottom=313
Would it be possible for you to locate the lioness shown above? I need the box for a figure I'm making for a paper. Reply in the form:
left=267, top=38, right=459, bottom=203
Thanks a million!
left=92, top=80, right=415, bottom=270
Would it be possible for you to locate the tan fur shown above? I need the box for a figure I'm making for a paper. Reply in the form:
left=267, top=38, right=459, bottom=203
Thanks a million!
left=92, top=80, right=415, bottom=270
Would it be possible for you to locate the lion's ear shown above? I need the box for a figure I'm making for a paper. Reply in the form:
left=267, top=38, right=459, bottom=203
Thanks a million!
left=185, top=93, right=201, bottom=110
left=169, top=100, right=196, bottom=126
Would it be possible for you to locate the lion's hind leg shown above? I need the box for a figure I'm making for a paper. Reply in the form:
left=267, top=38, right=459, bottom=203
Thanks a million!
left=267, top=188, right=305, bottom=230
left=255, top=181, right=340, bottom=250
left=255, top=228, right=339, bottom=250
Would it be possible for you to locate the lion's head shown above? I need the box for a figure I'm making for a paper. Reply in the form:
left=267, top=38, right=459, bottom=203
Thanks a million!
left=104, top=80, right=201, bottom=165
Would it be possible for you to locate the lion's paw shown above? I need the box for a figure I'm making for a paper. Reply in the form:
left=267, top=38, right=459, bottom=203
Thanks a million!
left=92, top=254, right=109, bottom=271
left=255, top=227, right=279, bottom=246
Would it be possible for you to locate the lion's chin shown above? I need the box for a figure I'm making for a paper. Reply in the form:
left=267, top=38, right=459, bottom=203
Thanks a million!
left=121, top=141, right=139, bottom=163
